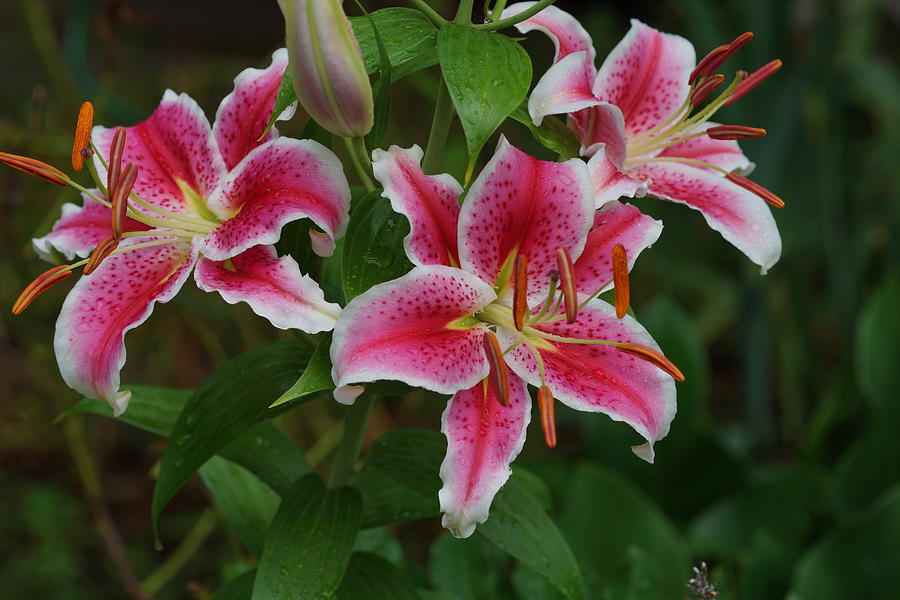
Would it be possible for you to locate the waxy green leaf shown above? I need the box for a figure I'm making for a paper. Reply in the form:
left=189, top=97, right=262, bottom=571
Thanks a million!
left=211, top=570, right=256, bottom=600
left=252, top=474, right=362, bottom=600
left=258, top=69, right=298, bottom=141
left=350, top=8, right=438, bottom=81
left=509, top=105, right=580, bottom=160
left=270, top=332, right=335, bottom=409
left=342, top=193, right=413, bottom=302
left=481, top=477, right=584, bottom=600
left=349, top=428, right=443, bottom=528
left=152, top=340, right=319, bottom=540
left=335, top=552, right=422, bottom=600
left=437, top=24, right=532, bottom=176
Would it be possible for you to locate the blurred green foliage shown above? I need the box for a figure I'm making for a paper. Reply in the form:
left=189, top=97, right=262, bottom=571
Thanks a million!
left=1, top=0, right=898, bottom=597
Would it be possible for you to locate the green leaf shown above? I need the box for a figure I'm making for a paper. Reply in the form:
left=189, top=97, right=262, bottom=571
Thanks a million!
left=508, top=105, right=580, bottom=160
left=252, top=474, right=362, bottom=600
left=342, top=193, right=413, bottom=302
left=152, top=340, right=317, bottom=539
left=560, top=466, right=688, bottom=599
left=430, top=533, right=508, bottom=600
left=270, top=333, right=335, bottom=409
left=211, top=569, right=256, bottom=600
left=57, top=384, right=191, bottom=436
left=258, top=70, right=298, bottom=141
left=335, top=552, right=422, bottom=600
left=200, top=457, right=280, bottom=557
left=833, top=428, right=900, bottom=516
left=349, top=428, right=443, bottom=528
left=855, top=277, right=900, bottom=418
left=350, top=8, right=438, bottom=81
left=792, top=486, right=900, bottom=600
left=362, top=6, right=392, bottom=151
left=480, top=475, right=584, bottom=600
left=437, top=24, right=532, bottom=175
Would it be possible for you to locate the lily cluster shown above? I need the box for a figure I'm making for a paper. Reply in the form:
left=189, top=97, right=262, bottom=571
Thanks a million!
left=4, top=2, right=783, bottom=540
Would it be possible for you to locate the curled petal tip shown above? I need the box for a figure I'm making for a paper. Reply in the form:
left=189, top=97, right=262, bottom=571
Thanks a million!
left=631, top=442, right=655, bottom=463
left=334, top=384, right=365, bottom=405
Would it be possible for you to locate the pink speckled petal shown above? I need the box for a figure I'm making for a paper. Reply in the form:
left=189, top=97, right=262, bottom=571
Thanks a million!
left=573, top=201, right=662, bottom=297
left=201, top=137, right=350, bottom=261
left=458, top=137, right=593, bottom=301
left=633, top=161, right=781, bottom=272
left=659, top=123, right=753, bottom=173
left=528, top=51, right=600, bottom=126
left=92, top=90, right=226, bottom=216
left=330, top=265, right=496, bottom=395
left=570, top=103, right=628, bottom=167
left=586, top=145, right=650, bottom=206
left=371, top=145, right=462, bottom=267
left=195, top=245, right=340, bottom=333
left=593, top=19, right=695, bottom=137
left=32, top=193, right=149, bottom=262
left=498, top=300, right=676, bottom=460
left=438, top=375, right=531, bottom=538
left=213, top=48, right=293, bottom=170
left=54, top=238, right=198, bottom=413
left=502, top=2, right=596, bottom=64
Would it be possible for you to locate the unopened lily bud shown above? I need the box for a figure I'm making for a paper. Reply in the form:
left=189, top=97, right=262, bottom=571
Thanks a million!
left=281, top=0, right=374, bottom=138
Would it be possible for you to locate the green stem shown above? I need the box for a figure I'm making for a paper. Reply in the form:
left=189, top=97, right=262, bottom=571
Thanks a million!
left=455, top=0, right=476, bottom=22
left=140, top=509, right=217, bottom=596
left=407, top=0, right=447, bottom=26
left=422, top=77, right=455, bottom=174
left=474, top=0, right=555, bottom=30
left=328, top=394, right=376, bottom=488
left=342, top=136, right=375, bottom=191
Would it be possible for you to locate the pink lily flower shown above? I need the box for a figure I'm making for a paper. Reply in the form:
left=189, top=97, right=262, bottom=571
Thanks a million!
left=502, top=3, right=783, bottom=272
left=330, top=138, right=680, bottom=538
left=31, top=49, right=350, bottom=414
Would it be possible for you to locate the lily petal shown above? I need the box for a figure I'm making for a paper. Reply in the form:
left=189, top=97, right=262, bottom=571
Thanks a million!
left=330, top=265, right=496, bottom=395
left=54, top=238, right=198, bottom=413
left=502, top=2, right=596, bottom=64
left=573, top=201, right=662, bottom=297
left=499, top=300, right=677, bottom=460
left=32, top=194, right=149, bottom=262
left=195, top=245, right=340, bottom=333
left=201, top=137, right=350, bottom=261
left=586, top=145, right=650, bottom=206
left=214, top=48, right=294, bottom=170
left=528, top=51, right=601, bottom=126
left=92, top=90, right=226, bottom=216
left=371, top=144, right=462, bottom=267
left=593, top=19, right=695, bottom=137
left=458, top=137, right=593, bottom=301
left=659, top=123, right=753, bottom=173
left=438, top=375, right=531, bottom=539
left=633, top=161, right=781, bottom=272
left=571, top=103, right=628, bottom=166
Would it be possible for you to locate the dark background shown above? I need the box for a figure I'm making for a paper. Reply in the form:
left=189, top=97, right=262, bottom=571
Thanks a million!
left=1, top=0, right=898, bottom=598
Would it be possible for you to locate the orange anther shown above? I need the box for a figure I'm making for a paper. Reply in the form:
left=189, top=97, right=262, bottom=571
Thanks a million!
left=615, top=342, right=685, bottom=382
left=12, top=265, right=73, bottom=314
left=512, top=254, right=528, bottom=331
left=110, top=163, right=138, bottom=236
left=483, top=330, right=510, bottom=407
left=690, top=74, right=726, bottom=106
left=555, top=248, right=577, bottom=323
left=690, top=32, right=753, bottom=84
left=707, top=125, right=767, bottom=140
left=612, top=243, right=630, bottom=319
left=107, top=127, right=126, bottom=193
left=725, top=59, right=782, bottom=106
left=726, top=173, right=785, bottom=208
left=71, top=101, right=94, bottom=171
left=84, top=234, right=120, bottom=275
left=0, top=152, right=67, bottom=186
left=537, top=385, right=557, bottom=448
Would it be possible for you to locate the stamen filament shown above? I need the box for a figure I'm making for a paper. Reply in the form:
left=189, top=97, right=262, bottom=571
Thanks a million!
left=624, top=155, right=729, bottom=175
left=529, top=271, right=559, bottom=324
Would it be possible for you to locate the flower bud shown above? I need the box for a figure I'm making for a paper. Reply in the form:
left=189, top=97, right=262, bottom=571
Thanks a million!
left=281, top=0, right=374, bottom=138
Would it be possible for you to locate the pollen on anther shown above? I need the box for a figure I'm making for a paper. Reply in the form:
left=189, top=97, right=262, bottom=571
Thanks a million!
left=615, top=343, right=685, bottom=382
left=612, top=244, right=630, bottom=319
left=12, top=265, right=73, bottom=314
left=537, top=385, right=557, bottom=448
left=513, top=255, right=528, bottom=331
left=555, top=248, right=577, bottom=323
left=483, top=330, right=510, bottom=407
left=71, top=101, right=94, bottom=171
